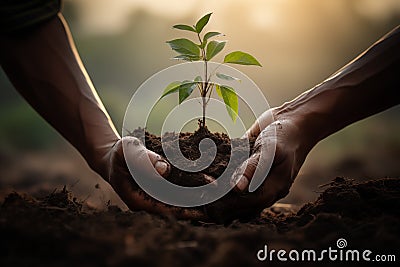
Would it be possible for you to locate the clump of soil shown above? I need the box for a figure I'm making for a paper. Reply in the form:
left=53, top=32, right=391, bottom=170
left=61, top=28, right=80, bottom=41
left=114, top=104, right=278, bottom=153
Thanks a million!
left=133, top=127, right=256, bottom=187
left=132, top=127, right=257, bottom=222
left=1, top=178, right=399, bottom=266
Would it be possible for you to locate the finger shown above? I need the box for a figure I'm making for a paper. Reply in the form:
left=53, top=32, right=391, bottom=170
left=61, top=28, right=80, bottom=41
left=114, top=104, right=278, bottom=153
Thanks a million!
left=248, top=127, right=278, bottom=192
left=122, top=136, right=170, bottom=178
left=258, top=163, right=291, bottom=203
left=231, top=164, right=291, bottom=219
left=243, top=109, right=275, bottom=139
left=146, top=149, right=170, bottom=178
left=232, top=128, right=277, bottom=192
left=230, top=152, right=260, bottom=192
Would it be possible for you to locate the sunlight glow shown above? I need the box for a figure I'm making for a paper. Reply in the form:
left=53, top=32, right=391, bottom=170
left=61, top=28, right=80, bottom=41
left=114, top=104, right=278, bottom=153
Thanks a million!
left=66, top=0, right=400, bottom=35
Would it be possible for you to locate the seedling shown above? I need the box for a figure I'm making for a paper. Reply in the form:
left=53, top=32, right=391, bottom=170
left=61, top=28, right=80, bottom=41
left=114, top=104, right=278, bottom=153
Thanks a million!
left=160, top=13, right=261, bottom=128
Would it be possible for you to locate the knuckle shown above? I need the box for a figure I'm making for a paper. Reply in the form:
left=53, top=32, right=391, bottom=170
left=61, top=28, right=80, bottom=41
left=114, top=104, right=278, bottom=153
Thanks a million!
left=112, top=139, right=123, bottom=152
left=123, top=136, right=142, bottom=146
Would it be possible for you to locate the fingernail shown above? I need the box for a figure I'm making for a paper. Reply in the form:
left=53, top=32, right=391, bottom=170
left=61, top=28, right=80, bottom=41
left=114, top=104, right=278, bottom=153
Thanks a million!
left=155, top=161, right=169, bottom=176
left=236, top=176, right=249, bottom=191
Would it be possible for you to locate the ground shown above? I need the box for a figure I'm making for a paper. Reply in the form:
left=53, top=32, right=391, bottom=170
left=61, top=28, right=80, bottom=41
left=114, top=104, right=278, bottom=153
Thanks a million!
left=1, top=177, right=398, bottom=267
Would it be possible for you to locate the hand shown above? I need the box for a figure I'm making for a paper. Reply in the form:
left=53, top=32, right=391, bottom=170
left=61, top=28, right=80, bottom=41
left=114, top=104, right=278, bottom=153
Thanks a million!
left=205, top=108, right=315, bottom=222
left=236, top=109, right=315, bottom=216
left=105, top=136, right=208, bottom=220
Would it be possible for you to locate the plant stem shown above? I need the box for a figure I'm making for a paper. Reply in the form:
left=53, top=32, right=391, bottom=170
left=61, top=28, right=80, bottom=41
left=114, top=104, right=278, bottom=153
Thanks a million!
left=202, top=59, right=208, bottom=128
left=202, top=95, right=206, bottom=128
left=198, top=32, right=208, bottom=128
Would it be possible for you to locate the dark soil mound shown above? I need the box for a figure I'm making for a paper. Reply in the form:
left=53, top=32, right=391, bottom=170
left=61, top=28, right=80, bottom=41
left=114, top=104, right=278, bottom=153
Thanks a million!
left=133, top=128, right=260, bottom=222
left=1, top=178, right=399, bottom=266
left=134, top=127, right=256, bottom=187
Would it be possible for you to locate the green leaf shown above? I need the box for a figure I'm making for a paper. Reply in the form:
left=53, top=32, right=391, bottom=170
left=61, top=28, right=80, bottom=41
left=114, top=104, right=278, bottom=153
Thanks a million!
left=195, top=13, right=212, bottom=33
left=223, top=51, right=262, bottom=66
left=216, top=72, right=241, bottom=82
left=173, top=54, right=201, bottom=61
left=215, top=85, right=238, bottom=123
left=167, top=38, right=200, bottom=57
left=201, top=32, right=222, bottom=49
left=203, top=31, right=222, bottom=42
left=160, top=81, right=182, bottom=99
left=173, top=24, right=197, bottom=32
left=160, top=81, right=198, bottom=102
left=179, top=80, right=197, bottom=104
left=206, top=40, right=226, bottom=61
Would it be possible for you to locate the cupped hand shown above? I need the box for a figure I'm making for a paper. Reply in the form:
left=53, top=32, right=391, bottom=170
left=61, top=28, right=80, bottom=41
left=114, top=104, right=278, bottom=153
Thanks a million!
left=205, top=109, right=314, bottom=222
left=105, top=136, right=208, bottom=220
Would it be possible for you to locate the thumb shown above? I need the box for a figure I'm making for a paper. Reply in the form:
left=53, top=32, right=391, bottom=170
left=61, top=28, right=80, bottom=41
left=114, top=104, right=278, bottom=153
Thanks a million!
left=146, top=149, right=170, bottom=178
left=230, top=152, right=260, bottom=192
left=233, top=124, right=277, bottom=193
left=122, top=136, right=170, bottom=178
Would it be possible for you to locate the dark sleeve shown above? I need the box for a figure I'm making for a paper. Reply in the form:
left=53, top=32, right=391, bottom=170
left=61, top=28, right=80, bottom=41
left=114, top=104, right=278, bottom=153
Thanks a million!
left=0, top=0, right=62, bottom=33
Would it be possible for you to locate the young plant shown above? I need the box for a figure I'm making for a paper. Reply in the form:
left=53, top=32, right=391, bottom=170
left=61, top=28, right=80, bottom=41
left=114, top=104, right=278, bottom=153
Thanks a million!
left=160, top=13, right=261, bottom=128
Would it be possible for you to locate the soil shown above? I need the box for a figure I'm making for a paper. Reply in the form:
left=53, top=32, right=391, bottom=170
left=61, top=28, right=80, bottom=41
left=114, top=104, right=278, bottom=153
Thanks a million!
left=132, top=127, right=260, bottom=222
left=133, top=127, right=256, bottom=187
left=1, top=177, right=399, bottom=266
left=1, top=129, right=399, bottom=265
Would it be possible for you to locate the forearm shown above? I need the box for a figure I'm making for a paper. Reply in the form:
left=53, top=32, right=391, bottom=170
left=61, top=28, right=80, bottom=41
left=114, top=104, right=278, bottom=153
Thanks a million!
left=0, top=14, right=120, bottom=178
left=275, top=26, right=400, bottom=149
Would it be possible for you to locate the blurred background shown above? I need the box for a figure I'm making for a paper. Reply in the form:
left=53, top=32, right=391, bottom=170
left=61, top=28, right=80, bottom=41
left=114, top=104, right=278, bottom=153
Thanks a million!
left=1, top=0, right=399, bottom=208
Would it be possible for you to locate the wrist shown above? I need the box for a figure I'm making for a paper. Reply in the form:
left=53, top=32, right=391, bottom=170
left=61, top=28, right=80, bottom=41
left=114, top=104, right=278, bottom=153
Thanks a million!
left=86, top=137, right=120, bottom=181
left=77, top=98, right=121, bottom=181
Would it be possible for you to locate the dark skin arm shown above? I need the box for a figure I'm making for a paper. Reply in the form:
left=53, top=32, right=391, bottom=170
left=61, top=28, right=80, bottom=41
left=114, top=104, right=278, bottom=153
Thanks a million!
left=227, top=25, right=400, bottom=217
left=0, top=13, right=207, bottom=220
